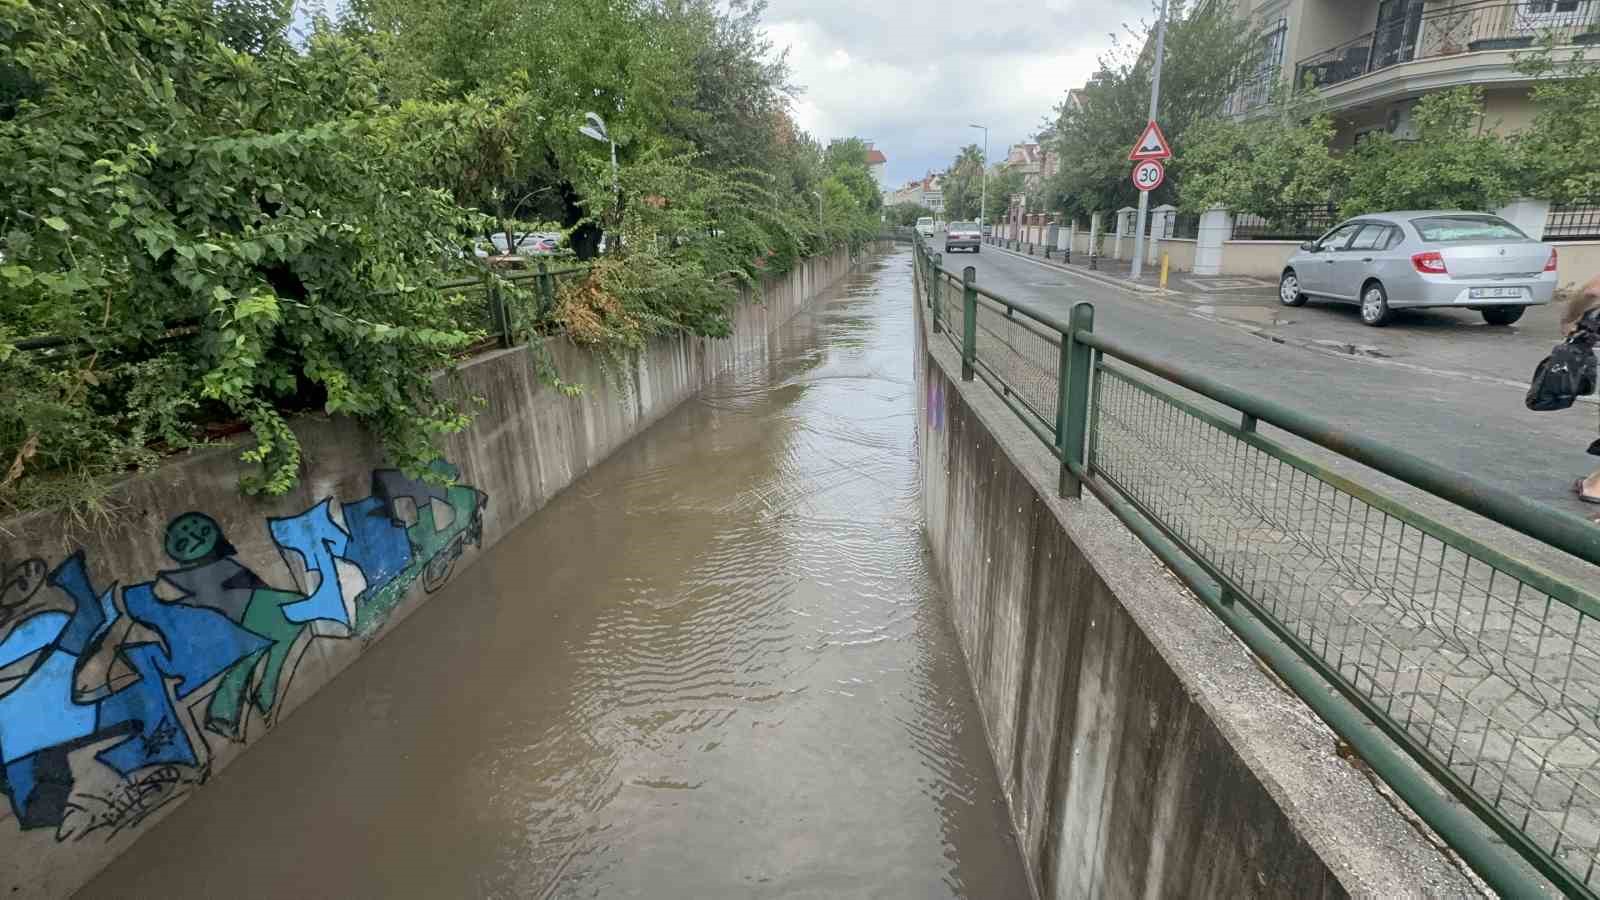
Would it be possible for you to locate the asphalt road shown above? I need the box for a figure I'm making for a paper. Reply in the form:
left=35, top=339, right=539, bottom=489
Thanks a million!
left=945, top=243, right=1599, bottom=525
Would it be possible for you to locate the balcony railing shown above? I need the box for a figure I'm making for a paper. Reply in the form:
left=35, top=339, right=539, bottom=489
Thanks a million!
left=1295, top=1, right=1600, bottom=91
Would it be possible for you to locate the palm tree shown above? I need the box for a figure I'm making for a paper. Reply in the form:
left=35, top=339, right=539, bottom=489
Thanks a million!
left=945, top=143, right=986, bottom=220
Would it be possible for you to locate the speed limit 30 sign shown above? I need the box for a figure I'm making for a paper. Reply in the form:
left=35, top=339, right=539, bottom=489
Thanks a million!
left=1132, top=159, right=1165, bottom=192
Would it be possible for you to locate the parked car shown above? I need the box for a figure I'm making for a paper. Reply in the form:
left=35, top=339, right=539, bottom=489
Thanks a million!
left=490, top=232, right=561, bottom=256
left=1278, top=211, right=1556, bottom=326
left=945, top=221, right=981, bottom=253
left=916, top=216, right=936, bottom=237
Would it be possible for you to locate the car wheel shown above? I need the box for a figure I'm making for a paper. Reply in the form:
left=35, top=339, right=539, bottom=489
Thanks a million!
left=1481, top=306, right=1526, bottom=326
left=973, top=247, right=980, bottom=254
left=1360, top=281, right=1393, bottom=327
left=1278, top=269, right=1307, bottom=307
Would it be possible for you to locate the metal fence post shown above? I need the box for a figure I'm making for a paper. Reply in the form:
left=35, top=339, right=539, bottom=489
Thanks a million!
left=932, top=253, right=944, bottom=334
left=961, top=266, right=977, bottom=381
left=1058, top=301, right=1095, bottom=498
left=536, top=260, right=555, bottom=318
left=486, top=273, right=512, bottom=348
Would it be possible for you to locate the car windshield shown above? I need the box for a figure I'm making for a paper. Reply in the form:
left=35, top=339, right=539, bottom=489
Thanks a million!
left=1411, top=216, right=1527, bottom=242
left=916, top=218, right=933, bottom=226
left=951, top=222, right=977, bottom=231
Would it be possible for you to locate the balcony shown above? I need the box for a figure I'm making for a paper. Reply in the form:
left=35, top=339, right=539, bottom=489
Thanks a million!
left=1294, top=1, right=1600, bottom=92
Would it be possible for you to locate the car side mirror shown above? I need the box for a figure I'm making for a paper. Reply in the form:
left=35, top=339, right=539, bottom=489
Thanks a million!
left=1300, top=241, right=1319, bottom=252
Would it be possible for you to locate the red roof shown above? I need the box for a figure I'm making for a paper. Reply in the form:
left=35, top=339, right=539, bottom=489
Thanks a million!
left=866, top=149, right=887, bottom=164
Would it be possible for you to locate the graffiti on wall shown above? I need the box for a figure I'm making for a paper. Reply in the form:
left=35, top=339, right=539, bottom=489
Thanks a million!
left=0, top=463, right=486, bottom=842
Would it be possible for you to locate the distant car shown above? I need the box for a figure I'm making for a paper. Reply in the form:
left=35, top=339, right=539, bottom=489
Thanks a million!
left=1279, top=211, right=1557, bottom=327
left=490, top=232, right=561, bottom=256
left=945, top=221, right=981, bottom=254
left=916, top=217, right=936, bottom=237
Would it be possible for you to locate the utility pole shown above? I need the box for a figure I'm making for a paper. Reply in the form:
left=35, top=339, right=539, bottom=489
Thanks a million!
left=1129, top=0, right=1168, bottom=281
left=970, top=124, right=988, bottom=229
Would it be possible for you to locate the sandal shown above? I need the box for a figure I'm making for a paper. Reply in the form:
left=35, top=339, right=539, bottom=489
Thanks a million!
left=1576, top=479, right=1600, bottom=505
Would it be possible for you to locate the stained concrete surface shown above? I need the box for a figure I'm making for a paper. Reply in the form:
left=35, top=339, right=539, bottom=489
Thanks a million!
left=79, top=252, right=1029, bottom=898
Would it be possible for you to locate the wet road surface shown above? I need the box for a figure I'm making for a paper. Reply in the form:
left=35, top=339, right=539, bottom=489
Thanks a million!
left=951, top=244, right=1600, bottom=585
left=81, top=249, right=1029, bottom=899
left=960, top=245, right=1596, bottom=514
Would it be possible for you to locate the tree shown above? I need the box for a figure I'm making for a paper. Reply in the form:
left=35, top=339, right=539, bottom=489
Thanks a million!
left=1176, top=93, right=1343, bottom=213
left=1, top=0, right=880, bottom=514
left=823, top=137, right=883, bottom=214
left=650, top=0, right=795, bottom=176
left=1042, top=1, right=1258, bottom=216
left=1340, top=87, right=1520, bottom=216
left=1515, top=42, right=1600, bottom=203
left=214, top=0, right=293, bottom=53
left=886, top=202, right=935, bottom=226
left=941, top=144, right=986, bottom=221
left=987, top=165, right=1026, bottom=217
left=0, top=0, right=492, bottom=504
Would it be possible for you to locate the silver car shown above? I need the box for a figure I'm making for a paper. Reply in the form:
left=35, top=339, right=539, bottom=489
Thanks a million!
left=944, top=221, right=981, bottom=253
left=1278, top=211, right=1557, bottom=327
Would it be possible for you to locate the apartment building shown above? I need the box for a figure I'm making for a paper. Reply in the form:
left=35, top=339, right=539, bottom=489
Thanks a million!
left=1223, top=0, right=1600, bottom=146
left=1001, top=140, right=1060, bottom=195
left=866, top=145, right=888, bottom=191
left=884, top=173, right=946, bottom=212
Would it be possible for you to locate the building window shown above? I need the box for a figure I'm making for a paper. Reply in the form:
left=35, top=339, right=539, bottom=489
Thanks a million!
left=1237, top=17, right=1287, bottom=111
left=1259, top=17, right=1288, bottom=78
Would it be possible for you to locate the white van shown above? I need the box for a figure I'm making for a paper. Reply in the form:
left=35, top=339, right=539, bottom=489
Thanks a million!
left=916, top=217, right=935, bottom=237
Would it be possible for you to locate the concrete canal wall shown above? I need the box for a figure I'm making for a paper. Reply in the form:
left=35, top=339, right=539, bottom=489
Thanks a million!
left=911, top=272, right=1478, bottom=898
left=0, top=246, right=863, bottom=897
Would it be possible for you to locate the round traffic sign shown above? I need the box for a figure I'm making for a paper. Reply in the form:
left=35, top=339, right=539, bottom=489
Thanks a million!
left=1132, top=159, right=1165, bottom=192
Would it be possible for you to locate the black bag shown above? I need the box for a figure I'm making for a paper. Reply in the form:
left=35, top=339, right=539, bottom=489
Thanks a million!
left=1526, top=333, right=1597, bottom=411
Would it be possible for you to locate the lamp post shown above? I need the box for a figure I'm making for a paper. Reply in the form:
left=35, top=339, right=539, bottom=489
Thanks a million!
left=969, top=124, right=988, bottom=231
left=580, top=111, right=619, bottom=248
left=811, top=190, right=824, bottom=236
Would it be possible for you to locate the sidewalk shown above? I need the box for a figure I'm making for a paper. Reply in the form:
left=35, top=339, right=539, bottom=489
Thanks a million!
left=984, top=239, right=1279, bottom=297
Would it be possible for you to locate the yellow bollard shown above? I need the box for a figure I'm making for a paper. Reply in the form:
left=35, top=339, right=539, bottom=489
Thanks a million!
left=1159, top=252, right=1170, bottom=291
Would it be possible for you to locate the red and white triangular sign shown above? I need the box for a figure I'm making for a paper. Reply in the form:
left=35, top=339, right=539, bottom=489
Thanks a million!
left=1128, top=120, right=1173, bottom=161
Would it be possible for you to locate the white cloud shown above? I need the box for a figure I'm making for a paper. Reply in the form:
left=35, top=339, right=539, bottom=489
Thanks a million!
left=763, top=0, right=1146, bottom=187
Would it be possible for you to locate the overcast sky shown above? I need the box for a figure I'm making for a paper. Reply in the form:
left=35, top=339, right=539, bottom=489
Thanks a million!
left=762, top=0, right=1146, bottom=188
left=292, top=0, right=1147, bottom=188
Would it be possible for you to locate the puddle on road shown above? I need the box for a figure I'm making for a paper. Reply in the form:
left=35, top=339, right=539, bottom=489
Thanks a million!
left=1192, top=303, right=1295, bottom=326
left=82, top=250, right=1029, bottom=899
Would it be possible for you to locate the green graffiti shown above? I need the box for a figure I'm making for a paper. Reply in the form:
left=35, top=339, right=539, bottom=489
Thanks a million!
left=205, top=588, right=306, bottom=739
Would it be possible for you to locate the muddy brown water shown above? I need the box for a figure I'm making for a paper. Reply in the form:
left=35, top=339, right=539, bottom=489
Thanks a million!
left=80, top=249, right=1029, bottom=899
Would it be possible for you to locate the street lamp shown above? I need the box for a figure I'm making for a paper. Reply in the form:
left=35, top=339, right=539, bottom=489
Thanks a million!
left=811, top=190, right=823, bottom=236
left=969, top=124, right=988, bottom=231
left=580, top=111, right=619, bottom=242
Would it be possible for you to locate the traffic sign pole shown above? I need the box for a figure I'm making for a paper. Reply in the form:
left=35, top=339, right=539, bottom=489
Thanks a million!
left=1131, top=0, right=1169, bottom=281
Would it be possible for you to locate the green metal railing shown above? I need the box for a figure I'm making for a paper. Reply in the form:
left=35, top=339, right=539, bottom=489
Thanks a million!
left=913, top=234, right=1600, bottom=897
left=20, top=261, right=593, bottom=360
left=436, top=260, right=592, bottom=350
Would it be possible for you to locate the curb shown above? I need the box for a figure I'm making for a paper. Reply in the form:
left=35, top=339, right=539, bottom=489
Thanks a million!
left=985, top=242, right=1164, bottom=295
